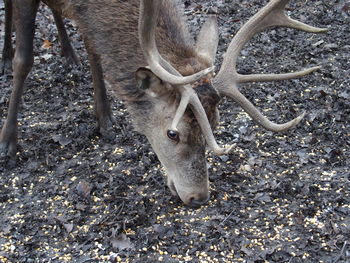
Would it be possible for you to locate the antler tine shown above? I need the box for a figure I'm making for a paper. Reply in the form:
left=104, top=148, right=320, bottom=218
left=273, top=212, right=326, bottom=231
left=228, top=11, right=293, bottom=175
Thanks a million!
left=189, top=91, right=234, bottom=155
left=215, top=0, right=327, bottom=81
left=215, top=80, right=306, bottom=131
left=171, top=86, right=234, bottom=155
left=238, top=66, right=321, bottom=83
left=213, top=0, right=327, bottom=132
left=139, top=0, right=214, bottom=85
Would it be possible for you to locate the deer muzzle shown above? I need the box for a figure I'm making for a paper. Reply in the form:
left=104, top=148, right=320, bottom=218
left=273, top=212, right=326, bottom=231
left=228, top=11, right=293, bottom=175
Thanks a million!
left=167, top=170, right=210, bottom=207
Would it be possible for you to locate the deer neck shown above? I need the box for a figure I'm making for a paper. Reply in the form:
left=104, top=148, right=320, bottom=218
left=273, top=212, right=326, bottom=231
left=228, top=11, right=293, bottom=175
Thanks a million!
left=65, top=0, right=206, bottom=102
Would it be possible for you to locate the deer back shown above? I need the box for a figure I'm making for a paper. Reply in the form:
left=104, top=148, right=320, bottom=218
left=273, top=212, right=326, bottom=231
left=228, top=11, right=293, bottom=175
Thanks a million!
left=62, top=0, right=208, bottom=98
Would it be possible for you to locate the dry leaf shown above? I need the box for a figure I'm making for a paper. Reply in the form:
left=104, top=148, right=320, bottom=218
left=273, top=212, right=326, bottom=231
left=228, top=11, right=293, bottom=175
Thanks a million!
left=42, top=39, right=53, bottom=49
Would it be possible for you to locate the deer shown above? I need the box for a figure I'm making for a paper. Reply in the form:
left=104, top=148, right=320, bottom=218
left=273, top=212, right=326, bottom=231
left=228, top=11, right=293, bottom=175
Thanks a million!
left=1, top=0, right=79, bottom=75
left=0, top=0, right=326, bottom=207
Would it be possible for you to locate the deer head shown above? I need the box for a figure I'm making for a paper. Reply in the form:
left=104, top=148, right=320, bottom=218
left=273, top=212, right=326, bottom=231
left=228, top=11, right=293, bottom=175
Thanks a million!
left=134, top=0, right=326, bottom=207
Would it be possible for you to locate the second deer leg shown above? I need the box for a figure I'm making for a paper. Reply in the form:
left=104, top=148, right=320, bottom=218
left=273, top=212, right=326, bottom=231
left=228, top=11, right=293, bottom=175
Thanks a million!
left=84, top=42, right=114, bottom=136
left=1, top=0, right=15, bottom=75
left=0, top=0, right=40, bottom=158
left=51, top=9, right=79, bottom=65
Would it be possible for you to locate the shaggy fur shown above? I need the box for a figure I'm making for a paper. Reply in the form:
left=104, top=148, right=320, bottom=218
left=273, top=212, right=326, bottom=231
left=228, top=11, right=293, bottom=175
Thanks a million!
left=53, top=0, right=219, bottom=123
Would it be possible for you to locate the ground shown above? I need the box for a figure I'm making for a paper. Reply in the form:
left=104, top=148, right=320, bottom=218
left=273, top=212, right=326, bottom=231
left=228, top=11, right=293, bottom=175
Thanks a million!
left=0, top=0, right=349, bottom=262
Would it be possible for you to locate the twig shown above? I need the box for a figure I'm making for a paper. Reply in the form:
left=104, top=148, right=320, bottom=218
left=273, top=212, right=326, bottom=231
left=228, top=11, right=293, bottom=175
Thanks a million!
left=333, top=240, right=348, bottom=263
left=220, top=210, right=235, bottom=225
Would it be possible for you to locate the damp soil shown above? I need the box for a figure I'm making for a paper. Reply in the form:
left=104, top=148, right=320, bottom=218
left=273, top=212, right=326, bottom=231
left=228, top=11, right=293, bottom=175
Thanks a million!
left=0, top=1, right=349, bottom=262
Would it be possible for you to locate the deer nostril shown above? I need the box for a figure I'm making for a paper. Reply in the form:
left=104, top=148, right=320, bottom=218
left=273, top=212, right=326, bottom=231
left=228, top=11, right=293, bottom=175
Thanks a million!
left=187, top=194, right=210, bottom=208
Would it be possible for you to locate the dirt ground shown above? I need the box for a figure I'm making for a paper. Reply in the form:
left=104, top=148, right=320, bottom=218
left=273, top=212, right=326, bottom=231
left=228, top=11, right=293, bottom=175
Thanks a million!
left=0, top=0, right=349, bottom=262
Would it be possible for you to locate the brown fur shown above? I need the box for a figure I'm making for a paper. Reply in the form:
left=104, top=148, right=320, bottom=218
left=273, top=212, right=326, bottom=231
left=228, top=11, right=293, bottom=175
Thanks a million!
left=53, top=0, right=210, bottom=100
left=53, top=0, right=219, bottom=128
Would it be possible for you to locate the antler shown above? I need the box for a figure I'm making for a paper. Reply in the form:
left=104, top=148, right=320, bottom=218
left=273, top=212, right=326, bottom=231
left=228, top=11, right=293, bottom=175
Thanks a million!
left=171, top=86, right=234, bottom=155
left=213, top=0, right=327, bottom=132
left=139, top=0, right=232, bottom=155
left=138, top=0, right=214, bottom=85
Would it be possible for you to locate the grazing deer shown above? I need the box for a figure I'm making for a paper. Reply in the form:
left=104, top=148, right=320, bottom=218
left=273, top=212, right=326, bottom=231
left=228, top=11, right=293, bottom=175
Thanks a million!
left=0, top=0, right=326, bottom=206
left=1, top=0, right=79, bottom=74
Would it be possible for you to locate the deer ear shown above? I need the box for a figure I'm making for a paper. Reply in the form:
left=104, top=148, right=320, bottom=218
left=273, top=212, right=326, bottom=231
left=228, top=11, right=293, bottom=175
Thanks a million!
left=135, top=67, right=162, bottom=90
left=196, top=15, right=219, bottom=66
left=135, top=67, right=167, bottom=98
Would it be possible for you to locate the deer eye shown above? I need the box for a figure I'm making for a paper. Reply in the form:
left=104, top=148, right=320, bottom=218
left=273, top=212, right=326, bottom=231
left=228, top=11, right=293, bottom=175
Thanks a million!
left=167, top=130, right=180, bottom=142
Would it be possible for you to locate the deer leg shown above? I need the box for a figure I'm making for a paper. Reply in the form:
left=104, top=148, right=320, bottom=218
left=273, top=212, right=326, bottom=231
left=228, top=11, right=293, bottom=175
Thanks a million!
left=0, top=0, right=40, bottom=158
left=51, top=9, right=79, bottom=65
left=1, top=0, right=15, bottom=75
left=83, top=40, right=114, bottom=136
